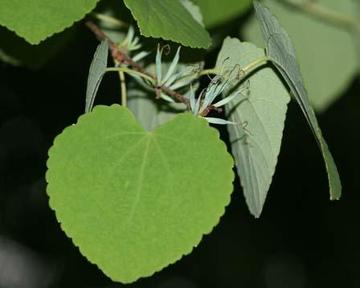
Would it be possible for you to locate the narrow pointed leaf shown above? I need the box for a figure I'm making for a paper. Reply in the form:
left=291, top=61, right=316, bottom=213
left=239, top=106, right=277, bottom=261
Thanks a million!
left=213, top=90, right=245, bottom=108
left=160, top=93, right=175, bottom=103
left=216, top=37, right=290, bottom=217
left=162, top=47, right=181, bottom=85
left=254, top=1, right=342, bottom=200
left=189, top=86, right=196, bottom=114
left=85, top=40, right=109, bottom=113
left=204, top=117, right=237, bottom=125
left=132, top=51, right=150, bottom=62
left=156, top=47, right=162, bottom=83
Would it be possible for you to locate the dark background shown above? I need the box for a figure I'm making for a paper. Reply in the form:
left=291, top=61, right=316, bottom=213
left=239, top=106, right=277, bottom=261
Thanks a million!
left=0, top=8, right=359, bottom=288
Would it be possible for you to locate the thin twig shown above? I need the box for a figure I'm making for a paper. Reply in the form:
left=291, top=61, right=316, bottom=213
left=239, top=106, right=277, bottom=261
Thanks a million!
left=85, top=21, right=190, bottom=108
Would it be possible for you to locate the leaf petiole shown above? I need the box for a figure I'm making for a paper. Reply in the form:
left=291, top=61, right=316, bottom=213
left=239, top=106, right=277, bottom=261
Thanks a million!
left=182, top=55, right=270, bottom=83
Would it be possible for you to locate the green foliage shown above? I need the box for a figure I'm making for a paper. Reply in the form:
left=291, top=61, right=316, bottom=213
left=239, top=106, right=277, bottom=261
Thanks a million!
left=180, top=0, right=205, bottom=26
left=123, top=0, right=211, bottom=48
left=128, top=92, right=186, bottom=131
left=0, top=0, right=346, bottom=283
left=194, top=0, right=252, bottom=27
left=46, top=105, right=234, bottom=283
left=244, top=0, right=358, bottom=111
left=85, top=40, right=109, bottom=113
left=216, top=38, right=290, bottom=217
left=253, top=1, right=341, bottom=200
left=0, top=0, right=100, bottom=44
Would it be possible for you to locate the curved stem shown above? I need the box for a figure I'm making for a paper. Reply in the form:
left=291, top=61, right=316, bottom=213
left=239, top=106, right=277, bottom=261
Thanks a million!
left=198, top=68, right=220, bottom=77
left=241, top=56, right=269, bottom=75
left=184, top=56, right=270, bottom=81
left=193, top=56, right=270, bottom=78
left=280, top=0, right=359, bottom=32
left=119, top=71, right=127, bottom=107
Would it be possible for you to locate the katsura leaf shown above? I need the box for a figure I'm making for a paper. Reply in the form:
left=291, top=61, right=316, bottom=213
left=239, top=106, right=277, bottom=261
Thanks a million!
left=253, top=1, right=342, bottom=200
left=46, top=105, right=234, bottom=283
left=195, top=0, right=252, bottom=28
left=0, top=0, right=101, bottom=44
left=216, top=37, right=290, bottom=217
left=244, top=0, right=358, bottom=111
left=123, top=0, right=211, bottom=48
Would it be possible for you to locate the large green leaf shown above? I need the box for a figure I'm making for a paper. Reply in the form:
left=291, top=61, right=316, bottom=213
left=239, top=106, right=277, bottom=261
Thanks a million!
left=216, top=37, right=290, bottom=217
left=0, top=0, right=100, bottom=44
left=194, top=0, right=252, bottom=28
left=243, top=0, right=358, bottom=111
left=46, top=105, right=234, bottom=283
left=253, top=1, right=341, bottom=200
left=123, top=0, right=211, bottom=48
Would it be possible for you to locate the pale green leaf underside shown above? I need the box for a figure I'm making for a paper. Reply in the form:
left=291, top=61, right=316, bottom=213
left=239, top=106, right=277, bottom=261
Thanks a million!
left=216, top=37, right=290, bottom=217
left=244, top=0, right=358, bottom=111
left=354, top=1, right=360, bottom=69
left=0, top=0, right=100, bottom=44
left=194, top=0, right=252, bottom=28
left=123, top=0, right=211, bottom=48
left=46, top=105, right=234, bottom=283
left=253, top=2, right=341, bottom=200
left=180, top=0, right=205, bottom=26
left=128, top=91, right=186, bottom=131
left=85, top=40, right=109, bottom=113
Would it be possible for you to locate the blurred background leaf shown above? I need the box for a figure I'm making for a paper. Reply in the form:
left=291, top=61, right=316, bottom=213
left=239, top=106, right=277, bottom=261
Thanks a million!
left=243, top=0, right=359, bottom=111
left=193, top=0, right=252, bottom=28
left=0, top=0, right=100, bottom=44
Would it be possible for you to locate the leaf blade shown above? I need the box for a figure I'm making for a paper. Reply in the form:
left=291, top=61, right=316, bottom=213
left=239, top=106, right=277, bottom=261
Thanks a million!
left=46, top=105, right=234, bottom=283
left=253, top=1, right=342, bottom=200
left=216, top=37, right=290, bottom=217
left=244, top=0, right=358, bottom=111
left=0, top=0, right=100, bottom=44
left=85, top=40, right=109, bottom=113
left=123, top=0, right=211, bottom=48
left=194, top=0, right=252, bottom=28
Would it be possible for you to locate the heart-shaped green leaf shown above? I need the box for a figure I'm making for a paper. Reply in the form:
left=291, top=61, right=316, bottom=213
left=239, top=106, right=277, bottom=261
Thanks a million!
left=46, top=105, right=234, bottom=283
left=0, top=0, right=100, bottom=44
